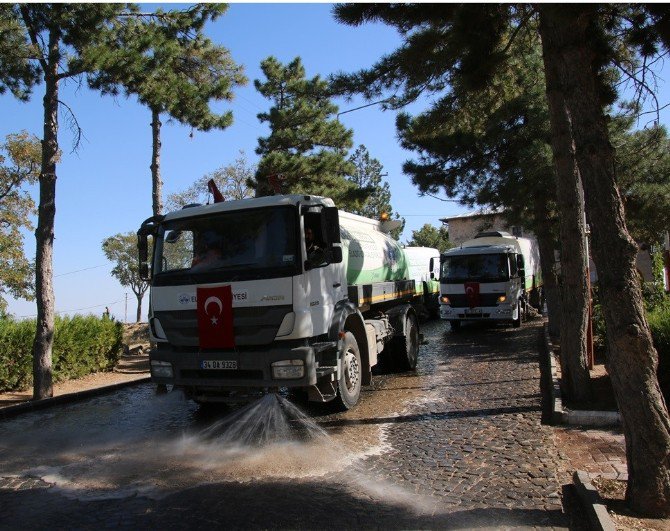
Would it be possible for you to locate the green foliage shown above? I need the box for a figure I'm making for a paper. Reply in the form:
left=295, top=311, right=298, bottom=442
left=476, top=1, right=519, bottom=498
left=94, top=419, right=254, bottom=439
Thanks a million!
left=0, top=5, right=39, bottom=100
left=611, top=119, right=670, bottom=245
left=81, top=4, right=246, bottom=132
left=102, top=232, right=149, bottom=299
left=406, top=224, right=452, bottom=253
left=346, top=144, right=405, bottom=239
left=0, top=132, right=42, bottom=310
left=645, top=305, right=670, bottom=404
left=640, top=249, right=668, bottom=313
left=0, top=315, right=123, bottom=392
left=166, top=150, right=255, bottom=210
left=253, top=56, right=365, bottom=210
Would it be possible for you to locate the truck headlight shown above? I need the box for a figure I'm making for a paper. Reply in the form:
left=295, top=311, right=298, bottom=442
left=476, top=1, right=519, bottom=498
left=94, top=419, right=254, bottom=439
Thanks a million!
left=440, top=295, right=451, bottom=305
left=272, top=359, right=304, bottom=379
left=276, top=312, right=295, bottom=337
left=150, top=317, right=167, bottom=340
left=497, top=295, right=507, bottom=303
left=151, top=360, right=173, bottom=378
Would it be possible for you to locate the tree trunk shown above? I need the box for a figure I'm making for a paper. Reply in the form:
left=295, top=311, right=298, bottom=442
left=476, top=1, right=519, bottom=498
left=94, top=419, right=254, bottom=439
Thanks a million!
left=32, top=29, right=60, bottom=401
left=533, top=197, right=561, bottom=338
left=135, top=292, right=142, bottom=323
left=539, top=4, right=670, bottom=516
left=150, top=107, right=163, bottom=216
left=538, top=10, right=592, bottom=403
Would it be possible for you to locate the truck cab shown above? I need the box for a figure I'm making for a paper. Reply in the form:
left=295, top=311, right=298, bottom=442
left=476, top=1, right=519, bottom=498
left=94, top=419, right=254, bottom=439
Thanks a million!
left=138, top=194, right=420, bottom=409
left=438, top=231, right=542, bottom=330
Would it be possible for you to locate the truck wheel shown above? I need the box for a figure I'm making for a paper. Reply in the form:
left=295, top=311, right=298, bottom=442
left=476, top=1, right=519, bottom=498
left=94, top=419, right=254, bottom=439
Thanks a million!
left=395, top=313, right=419, bottom=371
left=335, top=332, right=362, bottom=410
left=450, top=320, right=461, bottom=331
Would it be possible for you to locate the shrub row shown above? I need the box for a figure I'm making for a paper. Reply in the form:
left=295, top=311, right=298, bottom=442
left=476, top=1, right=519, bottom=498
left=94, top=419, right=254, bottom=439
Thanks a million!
left=646, top=304, right=670, bottom=404
left=0, top=315, right=123, bottom=393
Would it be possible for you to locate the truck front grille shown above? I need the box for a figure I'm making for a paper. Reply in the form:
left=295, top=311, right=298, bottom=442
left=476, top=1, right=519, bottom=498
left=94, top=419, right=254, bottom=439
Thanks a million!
left=154, top=305, right=292, bottom=347
left=448, top=293, right=502, bottom=307
left=180, top=369, right=264, bottom=380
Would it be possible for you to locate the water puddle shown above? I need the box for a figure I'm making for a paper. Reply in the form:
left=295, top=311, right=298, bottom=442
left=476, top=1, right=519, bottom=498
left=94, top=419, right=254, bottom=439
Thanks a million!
left=1, top=386, right=438, bottom=514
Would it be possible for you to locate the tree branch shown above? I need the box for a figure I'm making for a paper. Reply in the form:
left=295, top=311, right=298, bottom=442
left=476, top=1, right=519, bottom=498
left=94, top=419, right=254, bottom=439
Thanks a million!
left=58, top=99, right=84, bottom=153
left=18, top=5, right=49, bottom=74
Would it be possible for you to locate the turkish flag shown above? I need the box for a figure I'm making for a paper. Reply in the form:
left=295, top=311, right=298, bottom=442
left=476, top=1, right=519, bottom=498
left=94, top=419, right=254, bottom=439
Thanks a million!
left=464, top=282, right=480, bottom=308
left=197, top=285, right=235, bottom=349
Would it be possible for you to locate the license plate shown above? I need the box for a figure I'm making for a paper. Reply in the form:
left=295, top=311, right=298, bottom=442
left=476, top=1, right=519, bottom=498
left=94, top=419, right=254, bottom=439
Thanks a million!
left=465, top=308, right=482, bottom=315
left=201, top=360, right=237, bottom=370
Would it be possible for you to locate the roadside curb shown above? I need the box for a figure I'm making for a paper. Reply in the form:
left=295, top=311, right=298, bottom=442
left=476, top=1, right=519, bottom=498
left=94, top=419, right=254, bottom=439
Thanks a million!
left=572, top=470, right=617, bottom=531
left=543, top=324, right=621, bottom=427
left=0, top=376, right=151, bottom=421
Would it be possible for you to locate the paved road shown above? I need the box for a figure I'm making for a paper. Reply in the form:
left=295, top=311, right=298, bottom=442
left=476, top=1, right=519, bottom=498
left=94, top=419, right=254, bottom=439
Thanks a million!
left=0, top=319, right=569, bottom=529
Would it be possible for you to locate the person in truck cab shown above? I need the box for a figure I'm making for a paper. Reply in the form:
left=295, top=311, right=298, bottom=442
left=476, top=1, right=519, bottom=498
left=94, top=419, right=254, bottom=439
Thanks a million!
left=305, top=227, right=326, bottom=266
left=191, top=231, right=223, bottom=271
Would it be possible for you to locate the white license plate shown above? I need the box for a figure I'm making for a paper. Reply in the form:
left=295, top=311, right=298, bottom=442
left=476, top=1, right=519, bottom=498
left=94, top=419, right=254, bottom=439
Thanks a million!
left=465, top=308, right=482, bottom=315
left=201, top=360, right=237, bottom=370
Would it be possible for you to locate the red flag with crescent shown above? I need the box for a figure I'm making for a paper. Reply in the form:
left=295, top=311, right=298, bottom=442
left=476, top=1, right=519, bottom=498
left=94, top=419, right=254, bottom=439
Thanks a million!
left=464, top=282, right=480, bottom=308
left=197, top=285, right=235, bottom=349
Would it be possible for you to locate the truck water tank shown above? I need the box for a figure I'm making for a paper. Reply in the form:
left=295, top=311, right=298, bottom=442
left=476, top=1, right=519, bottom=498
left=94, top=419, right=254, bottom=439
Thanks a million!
left=338, top=210, right=409, bottom=285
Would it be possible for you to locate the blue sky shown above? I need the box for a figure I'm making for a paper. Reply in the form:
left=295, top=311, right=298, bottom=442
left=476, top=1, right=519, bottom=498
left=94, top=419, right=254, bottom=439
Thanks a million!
left=2, top=3, right=669, bottom=321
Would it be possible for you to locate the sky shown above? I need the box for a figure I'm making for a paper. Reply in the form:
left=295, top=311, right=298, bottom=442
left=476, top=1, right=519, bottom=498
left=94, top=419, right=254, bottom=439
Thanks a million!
left=2, top=3, right=670, bottom=322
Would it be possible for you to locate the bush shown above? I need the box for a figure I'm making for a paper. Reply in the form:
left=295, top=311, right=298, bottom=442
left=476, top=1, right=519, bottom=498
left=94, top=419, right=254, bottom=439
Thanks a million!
left=0, top=315, right=123, bottom=392
left=590, top=283, right=670, bottom=404
left=647, top=305, right=670, bottom=405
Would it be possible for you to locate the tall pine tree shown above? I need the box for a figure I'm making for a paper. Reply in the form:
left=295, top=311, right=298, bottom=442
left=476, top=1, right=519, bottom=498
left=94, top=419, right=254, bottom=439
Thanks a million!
left=334, top=3, right=670, bottom=514
left=253, top=56, right=365, bottom=210
left=79, top=4, right=246, bottom=216
left=7, top=4, right=132, bottom=400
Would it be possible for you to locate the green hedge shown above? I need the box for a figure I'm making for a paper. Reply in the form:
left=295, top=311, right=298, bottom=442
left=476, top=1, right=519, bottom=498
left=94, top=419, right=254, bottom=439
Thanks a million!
left=0, top=315, right=123, bottom=393
left=646, top=304, right=670, bottom=404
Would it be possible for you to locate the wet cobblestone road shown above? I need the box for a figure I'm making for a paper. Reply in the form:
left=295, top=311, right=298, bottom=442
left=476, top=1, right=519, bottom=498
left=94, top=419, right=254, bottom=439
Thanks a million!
left=0, top=319, right=569, bottom=529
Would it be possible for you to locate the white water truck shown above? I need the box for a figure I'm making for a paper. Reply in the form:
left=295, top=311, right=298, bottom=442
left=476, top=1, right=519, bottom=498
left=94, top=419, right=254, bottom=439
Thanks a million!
left=138, top=192, right=425, bottom=409
left=439, top=231, right=542, bottom=330
left=404, top=246, right=441, bottom=318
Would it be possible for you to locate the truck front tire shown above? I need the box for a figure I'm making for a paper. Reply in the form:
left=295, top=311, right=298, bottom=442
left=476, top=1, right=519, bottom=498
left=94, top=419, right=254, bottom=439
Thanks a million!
left=335, top=332, right=362, bottom=410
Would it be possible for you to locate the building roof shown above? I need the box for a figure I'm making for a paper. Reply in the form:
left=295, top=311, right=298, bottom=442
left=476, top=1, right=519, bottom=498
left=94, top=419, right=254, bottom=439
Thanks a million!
left=439, top=208, right=506, bottom=224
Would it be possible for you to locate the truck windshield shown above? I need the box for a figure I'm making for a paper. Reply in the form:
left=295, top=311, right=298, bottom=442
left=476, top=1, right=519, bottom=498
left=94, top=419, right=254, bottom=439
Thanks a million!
left=153, top=206, right=299, bottom=284
left=441, top=253, right=510, bottom=283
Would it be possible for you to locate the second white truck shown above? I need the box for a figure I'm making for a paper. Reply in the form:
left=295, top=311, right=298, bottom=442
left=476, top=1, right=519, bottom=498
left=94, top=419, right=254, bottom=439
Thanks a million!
left=439, top=231, right=542, bottom=329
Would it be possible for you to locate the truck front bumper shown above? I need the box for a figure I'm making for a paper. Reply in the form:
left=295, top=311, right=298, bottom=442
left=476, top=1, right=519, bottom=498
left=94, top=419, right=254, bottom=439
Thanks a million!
left=149, top=342, right=323, bottom=390
left=439, top=304, right=516, bottom=321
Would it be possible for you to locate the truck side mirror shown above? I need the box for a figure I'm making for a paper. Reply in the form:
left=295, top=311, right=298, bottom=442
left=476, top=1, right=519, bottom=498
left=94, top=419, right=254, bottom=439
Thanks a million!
left=517, top=254, right=525, bottom=278
left=329, top=246, right=343, bottom=264
left=430, top=257, right=435, bottom=279
left=138, top=234, right=151, bottom=281
left=324, top=207, right=341, bottom=244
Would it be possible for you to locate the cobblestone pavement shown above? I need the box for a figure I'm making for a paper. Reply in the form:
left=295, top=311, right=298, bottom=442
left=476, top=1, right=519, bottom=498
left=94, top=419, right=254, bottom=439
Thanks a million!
left=554, top=426, right=627, bottom=481
left=0, top=320, right=570, bottom=529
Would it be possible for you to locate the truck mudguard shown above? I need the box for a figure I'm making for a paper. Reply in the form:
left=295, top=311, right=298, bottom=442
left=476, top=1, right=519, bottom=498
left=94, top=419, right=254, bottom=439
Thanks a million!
left=328, top=299, right=371, bottom=384
left=385, top=303, right=415, bottom=337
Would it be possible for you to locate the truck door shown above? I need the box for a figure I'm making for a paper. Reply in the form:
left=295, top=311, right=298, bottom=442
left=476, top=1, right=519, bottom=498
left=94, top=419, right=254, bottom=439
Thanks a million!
left=297, top=206, right=346, bottom=337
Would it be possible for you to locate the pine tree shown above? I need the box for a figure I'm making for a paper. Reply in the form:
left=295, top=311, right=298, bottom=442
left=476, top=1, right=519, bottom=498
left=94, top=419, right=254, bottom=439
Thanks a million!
left=80, top=4, right=246, bottom=216
left=334, top=3, right=670, bottom=514
left=253, top=56, right=365, bottom=210
left=394, top=30, right=589, bottom=400
left=346, top=144, right=405, bottom=238
left=6, top=4, right=132, bottom=400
